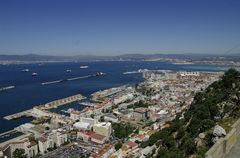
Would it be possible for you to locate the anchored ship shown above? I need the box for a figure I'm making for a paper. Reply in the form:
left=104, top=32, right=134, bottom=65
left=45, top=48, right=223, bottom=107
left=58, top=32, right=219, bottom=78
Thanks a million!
left=66, top=69, right=72, bottom=73
left=80, top=66, right=89, bottom=69
left=32, top=72, right=38, bottom=76
left=21, top=69, right=29, bottom=72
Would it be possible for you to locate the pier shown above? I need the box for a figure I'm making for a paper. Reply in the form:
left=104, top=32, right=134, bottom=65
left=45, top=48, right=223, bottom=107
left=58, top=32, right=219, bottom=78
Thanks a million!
left=3, top=94, right=85, bottom=120
left=44, top=94, right=86, bottom=109
left=0, top=130, right=16, bottom=137
left=3, top=109, right=33, bottom=120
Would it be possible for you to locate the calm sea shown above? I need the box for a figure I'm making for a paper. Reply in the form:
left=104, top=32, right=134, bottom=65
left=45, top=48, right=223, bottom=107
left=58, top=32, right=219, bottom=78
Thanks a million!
left=0, top=61, right=228, bottom=133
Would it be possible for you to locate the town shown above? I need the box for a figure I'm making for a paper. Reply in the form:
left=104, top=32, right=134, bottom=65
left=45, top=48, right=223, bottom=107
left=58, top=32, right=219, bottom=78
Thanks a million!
left=0, top=70, right=221, bottom=158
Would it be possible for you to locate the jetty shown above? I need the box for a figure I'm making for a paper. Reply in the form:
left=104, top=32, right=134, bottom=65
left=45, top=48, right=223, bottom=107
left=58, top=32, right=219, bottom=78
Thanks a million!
left=3, top=109, right=32, bottom=120
left=3, top=94, right=85, bottom=120
left=0, top=130, right=17, bottom=137
left=42, top=94, right=86, bottom=109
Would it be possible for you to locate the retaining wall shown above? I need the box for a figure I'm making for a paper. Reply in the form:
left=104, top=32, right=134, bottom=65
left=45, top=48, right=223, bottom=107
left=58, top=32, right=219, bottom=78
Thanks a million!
left=205, top=119, right=240, bottom=158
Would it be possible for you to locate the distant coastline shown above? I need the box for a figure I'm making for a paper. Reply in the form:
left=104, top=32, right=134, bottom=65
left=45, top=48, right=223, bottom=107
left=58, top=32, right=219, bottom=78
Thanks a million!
left=0, top=53, right=239, bottom=67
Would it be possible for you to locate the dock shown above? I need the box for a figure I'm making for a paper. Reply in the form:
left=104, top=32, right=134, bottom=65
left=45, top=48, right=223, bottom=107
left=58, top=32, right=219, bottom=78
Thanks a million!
left=44, top=94, right=86, bottom=109
left=3, top=109, right=33, bottom=120
left=0, top=130, right=16, bottom=137
left=3, top=94, right=85, bottom=121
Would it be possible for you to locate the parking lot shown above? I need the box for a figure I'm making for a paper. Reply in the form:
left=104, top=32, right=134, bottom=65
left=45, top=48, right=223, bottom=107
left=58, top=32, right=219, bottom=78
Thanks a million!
left=40, top=144, right=89, bottom=158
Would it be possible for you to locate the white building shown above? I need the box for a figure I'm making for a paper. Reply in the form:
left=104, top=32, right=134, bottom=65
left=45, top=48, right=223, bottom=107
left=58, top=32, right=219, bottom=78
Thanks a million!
left=80, top=117, right=98, bottom=126
left=73, top=122, right=91, bottom=130
left=38, top=130, right=68, bottom=154
left=93, top=122, right=112, bottom=138
left=104, top=113, right=118, bottom=123
left=1, top=139, right=38, bottom=158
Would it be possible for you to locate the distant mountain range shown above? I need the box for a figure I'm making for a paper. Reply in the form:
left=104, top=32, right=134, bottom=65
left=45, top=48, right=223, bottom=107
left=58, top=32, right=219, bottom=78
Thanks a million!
left=0, top=53, right=239, bottom=62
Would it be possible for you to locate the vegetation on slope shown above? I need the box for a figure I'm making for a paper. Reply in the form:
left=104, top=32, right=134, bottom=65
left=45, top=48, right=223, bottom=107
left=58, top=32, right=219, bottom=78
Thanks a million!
left=141, top=69, right=240, bottom=158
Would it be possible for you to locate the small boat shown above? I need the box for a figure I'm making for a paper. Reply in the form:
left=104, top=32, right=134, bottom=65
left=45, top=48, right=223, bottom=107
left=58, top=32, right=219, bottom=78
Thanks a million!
left=32, top=73, right=38, bottom=76
left=80, top=66, right=89, bottom=69
left=96, top=72, right=106, bottom=76
left=66, top=69, right=72, bottom=73
left=60, top=79, right=68, bottom=82
left=22, top=69, right=29, bottom=72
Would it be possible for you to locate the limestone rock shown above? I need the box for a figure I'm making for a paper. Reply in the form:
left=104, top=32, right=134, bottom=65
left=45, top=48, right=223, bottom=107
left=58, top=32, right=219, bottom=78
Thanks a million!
left=212, top=136, right=220, bottom=143
left=195, top=137, right=203, bottom=147
left=213, top=125, right=226, bottom=137
left=198, top=133, right=205, bottom=139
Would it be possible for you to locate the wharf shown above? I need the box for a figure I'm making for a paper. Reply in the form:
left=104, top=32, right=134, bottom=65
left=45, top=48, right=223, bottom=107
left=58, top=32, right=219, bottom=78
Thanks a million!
left=3, top=94, right=85, bottom=120
left=0, top=130, right=16, bottom=137
left=43, top=94, right=86, bottom=109
left=3, top=109, right=33, bottom=120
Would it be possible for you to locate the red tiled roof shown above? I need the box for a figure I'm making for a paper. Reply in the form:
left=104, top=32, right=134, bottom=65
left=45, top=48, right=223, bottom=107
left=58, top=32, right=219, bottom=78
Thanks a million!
left=91, top=133, right=105, bottom=141
left=90, top=144, right=114, bottom=158
left=79, top=130, right=95, bottom=136
left=38, top=137, right=47, bottom=142
left=127, top=141, right=138, bottom=148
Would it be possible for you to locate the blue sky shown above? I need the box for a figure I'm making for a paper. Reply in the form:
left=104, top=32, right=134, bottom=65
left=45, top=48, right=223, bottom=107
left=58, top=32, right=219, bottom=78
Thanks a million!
left=0, top=0, right=240, bottom=55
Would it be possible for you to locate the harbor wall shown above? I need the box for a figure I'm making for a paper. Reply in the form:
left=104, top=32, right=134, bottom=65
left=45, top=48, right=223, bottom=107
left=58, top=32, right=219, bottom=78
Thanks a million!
left=205, top=119, right=240, bottom=158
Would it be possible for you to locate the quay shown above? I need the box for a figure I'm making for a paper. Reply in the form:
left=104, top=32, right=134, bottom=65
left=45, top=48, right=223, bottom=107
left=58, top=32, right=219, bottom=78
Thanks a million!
left=3, top=109, right=33, bottom=120
left=0, top=130, right=16, bottom=137
left=3, top=94, right=86, bottom=120
left=43, top=94, right=86, bottom=109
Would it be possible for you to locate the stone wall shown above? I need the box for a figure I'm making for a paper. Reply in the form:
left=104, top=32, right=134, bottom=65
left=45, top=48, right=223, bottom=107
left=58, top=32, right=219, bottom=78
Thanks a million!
left=205, top=119, right=240, bottom=158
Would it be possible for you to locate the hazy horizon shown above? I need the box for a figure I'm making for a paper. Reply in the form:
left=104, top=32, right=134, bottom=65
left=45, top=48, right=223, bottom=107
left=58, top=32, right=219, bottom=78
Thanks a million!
left=1, top=0, right=240, bottom=56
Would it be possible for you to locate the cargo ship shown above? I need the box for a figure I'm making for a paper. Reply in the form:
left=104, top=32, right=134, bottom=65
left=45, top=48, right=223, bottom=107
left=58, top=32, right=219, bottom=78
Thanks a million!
left=21, top=69, right=29, bottom=72
left=80, top=66, right=89, bottom=69
left=66, top=69, right=72, bottom=73
left=32, top=72, right=38, bottom=76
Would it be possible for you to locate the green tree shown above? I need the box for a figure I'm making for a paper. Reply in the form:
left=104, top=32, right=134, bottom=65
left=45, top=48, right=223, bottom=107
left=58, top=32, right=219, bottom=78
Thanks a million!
left=13, top=149, right=26, bottom=158
left=28, top=134, right=36, bottom=142
left=115, top=142, right=122, bottom=151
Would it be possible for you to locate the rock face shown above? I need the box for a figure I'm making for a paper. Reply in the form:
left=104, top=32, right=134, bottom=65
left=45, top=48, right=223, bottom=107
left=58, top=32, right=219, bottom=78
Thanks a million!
left=213, top=125, right=226, bottom=137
